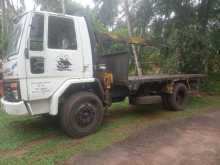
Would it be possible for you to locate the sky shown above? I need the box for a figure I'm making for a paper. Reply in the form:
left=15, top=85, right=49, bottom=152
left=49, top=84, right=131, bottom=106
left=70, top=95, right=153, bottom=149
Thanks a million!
left=23, top=0, right=95, bottom=11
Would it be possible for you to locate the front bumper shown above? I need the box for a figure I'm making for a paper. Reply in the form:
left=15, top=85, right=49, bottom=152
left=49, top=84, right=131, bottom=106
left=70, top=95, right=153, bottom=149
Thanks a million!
left=1, top=98, right=29, bottom=116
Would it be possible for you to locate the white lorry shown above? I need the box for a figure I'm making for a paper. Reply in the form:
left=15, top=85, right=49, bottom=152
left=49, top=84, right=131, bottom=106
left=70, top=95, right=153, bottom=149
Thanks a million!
left=1, top=11, right=204, bottom=137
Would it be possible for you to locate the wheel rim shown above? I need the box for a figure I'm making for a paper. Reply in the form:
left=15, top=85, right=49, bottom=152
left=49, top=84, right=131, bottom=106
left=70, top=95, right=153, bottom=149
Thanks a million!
left=176, top=89, right=186, bottom=105
left=75, top=103, right=96, bottom=128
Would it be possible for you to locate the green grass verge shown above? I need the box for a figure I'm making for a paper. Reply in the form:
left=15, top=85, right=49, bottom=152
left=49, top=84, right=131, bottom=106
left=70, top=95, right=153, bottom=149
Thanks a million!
left=0, top=95, right=220, bottom=165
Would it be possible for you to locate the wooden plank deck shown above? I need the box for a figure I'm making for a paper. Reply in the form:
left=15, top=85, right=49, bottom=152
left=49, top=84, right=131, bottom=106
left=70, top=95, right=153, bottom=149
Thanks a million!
left=128, top=74, right=205, bottom=83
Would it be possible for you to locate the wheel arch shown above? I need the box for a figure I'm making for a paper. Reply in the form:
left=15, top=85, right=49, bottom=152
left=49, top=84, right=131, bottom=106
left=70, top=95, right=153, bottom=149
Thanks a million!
left=49, top=78, right=104, bottom=116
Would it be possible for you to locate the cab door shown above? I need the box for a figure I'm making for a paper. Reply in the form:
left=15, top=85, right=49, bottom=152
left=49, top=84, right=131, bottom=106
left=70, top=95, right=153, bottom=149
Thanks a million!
left=26, top=13, right=84, bottom=101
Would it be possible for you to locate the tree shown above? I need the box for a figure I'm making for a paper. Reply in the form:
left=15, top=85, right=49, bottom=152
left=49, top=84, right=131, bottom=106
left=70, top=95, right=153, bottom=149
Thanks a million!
left=124, top=0, right=142, bottom=76
left=144, top=0, right=220, bottom=74
left=0, top=0, right=25, bottom=56
left=34, top=0, right=62, bottom=13
left=93, top=0, right=119, bottom=27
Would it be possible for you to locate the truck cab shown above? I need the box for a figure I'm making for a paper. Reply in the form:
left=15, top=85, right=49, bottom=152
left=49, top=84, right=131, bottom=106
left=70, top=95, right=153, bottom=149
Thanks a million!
left=2, top=11, right=95, bottom=116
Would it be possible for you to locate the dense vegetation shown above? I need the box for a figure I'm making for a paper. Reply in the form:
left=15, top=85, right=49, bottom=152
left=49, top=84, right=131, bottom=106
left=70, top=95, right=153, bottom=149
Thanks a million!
left=0, top=0, right=219, bottom=75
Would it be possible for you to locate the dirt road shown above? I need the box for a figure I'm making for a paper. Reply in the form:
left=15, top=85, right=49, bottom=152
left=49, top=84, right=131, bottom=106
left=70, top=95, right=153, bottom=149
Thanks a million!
left=61, top=109, right=220, bottom=165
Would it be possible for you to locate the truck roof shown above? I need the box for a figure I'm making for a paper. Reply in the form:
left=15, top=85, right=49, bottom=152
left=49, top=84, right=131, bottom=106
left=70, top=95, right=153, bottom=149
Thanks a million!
left=22, top=10, right=84, bottom=19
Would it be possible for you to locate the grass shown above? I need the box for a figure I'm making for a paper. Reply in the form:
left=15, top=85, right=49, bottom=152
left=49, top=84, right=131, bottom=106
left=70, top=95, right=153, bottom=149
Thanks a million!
left=0, top=95, right=220, bottom=165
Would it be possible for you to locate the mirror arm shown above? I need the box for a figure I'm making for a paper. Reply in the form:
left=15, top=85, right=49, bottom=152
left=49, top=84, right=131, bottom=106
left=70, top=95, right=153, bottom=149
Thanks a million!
left=25, top=38, right=30, bottom=59
left=25, top=48, right=29, bottom=59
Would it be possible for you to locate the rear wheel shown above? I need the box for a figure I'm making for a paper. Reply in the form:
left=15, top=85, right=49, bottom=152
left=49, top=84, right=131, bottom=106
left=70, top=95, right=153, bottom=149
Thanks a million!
left=167, top=83, right=188, bottom=111
left=60, top=92, right=104, bottom=138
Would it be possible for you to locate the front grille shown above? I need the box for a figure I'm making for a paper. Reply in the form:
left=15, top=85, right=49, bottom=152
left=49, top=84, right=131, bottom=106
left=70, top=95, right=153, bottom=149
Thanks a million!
left=3, top=80, right=21, bottom=102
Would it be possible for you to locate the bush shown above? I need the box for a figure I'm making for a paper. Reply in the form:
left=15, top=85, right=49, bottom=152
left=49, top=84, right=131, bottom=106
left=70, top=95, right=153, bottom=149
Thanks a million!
left=201, top=73, right=220, bottom=94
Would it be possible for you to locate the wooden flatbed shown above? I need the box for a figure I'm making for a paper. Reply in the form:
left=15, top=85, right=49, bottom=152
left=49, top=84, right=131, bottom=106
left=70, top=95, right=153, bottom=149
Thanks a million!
left=128, top=74, right=205, bottom=83
left=127, top=74, right=205, bottom=92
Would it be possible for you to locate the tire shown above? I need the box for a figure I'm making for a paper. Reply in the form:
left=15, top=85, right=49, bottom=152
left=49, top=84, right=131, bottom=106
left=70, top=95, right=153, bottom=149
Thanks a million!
left=60, top=92, right=104, bottom=138
left=167, top=83, right=188, bottom=111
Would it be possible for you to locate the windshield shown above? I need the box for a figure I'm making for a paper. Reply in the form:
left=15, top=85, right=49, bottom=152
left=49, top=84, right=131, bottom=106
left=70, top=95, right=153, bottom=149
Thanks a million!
left=7, top=15, right=27, bottom=57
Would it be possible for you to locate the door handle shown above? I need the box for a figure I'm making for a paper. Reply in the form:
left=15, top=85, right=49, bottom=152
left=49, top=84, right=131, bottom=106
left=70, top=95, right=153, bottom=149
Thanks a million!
left=83, top=65, right=89, bottom=72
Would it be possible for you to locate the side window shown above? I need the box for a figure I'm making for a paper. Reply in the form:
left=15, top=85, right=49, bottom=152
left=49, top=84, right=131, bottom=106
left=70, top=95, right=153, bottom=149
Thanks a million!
left=48, top=16, right=77, bottom=50
left=30, top=14, right=44, bottom=51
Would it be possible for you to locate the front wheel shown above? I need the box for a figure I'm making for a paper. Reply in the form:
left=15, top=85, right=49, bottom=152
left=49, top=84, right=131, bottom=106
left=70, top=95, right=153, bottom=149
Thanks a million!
left=60, top=92, right=104, bottom=138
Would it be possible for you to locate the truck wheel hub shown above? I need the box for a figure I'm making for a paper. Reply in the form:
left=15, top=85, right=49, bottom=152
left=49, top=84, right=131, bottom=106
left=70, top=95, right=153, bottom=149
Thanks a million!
left=76, top=104, right=96, bottom=127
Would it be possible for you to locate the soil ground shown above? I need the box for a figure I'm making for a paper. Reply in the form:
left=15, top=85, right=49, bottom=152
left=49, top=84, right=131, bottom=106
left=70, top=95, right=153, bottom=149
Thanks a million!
left=61, top=109, right=220, bottom=165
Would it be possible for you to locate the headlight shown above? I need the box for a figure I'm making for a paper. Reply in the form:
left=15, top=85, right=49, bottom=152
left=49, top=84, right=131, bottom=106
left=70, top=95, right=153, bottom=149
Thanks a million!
left=4, top=80, right=21, bottom=101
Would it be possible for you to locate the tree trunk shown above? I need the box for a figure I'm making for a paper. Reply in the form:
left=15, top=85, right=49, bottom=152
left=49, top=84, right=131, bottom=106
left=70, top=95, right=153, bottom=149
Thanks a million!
left=1, top=0, right=6, bottom=56
left=124, top=0, right=142, bottom=76
left=198, top=0, right=211, bottom=73
left=199, top=0, right=210, bottom=33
